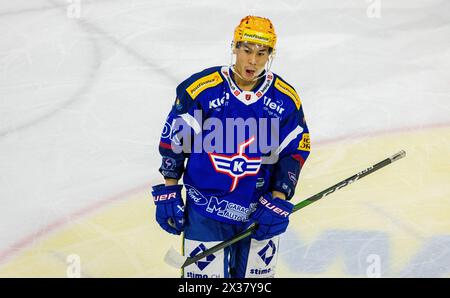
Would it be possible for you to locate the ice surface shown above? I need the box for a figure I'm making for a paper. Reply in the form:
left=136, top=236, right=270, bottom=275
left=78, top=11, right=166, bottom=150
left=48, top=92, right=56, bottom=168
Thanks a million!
left=0, top=0, right=449, bottom=277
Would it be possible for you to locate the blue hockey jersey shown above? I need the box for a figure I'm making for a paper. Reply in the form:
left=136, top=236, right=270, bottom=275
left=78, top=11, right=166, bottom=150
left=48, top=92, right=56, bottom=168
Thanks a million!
left=158, top=66, right=310, bottom=224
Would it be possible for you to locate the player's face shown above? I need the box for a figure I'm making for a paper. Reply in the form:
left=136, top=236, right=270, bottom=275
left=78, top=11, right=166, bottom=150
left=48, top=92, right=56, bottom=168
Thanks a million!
left=234, top=42, right=271, bottom=81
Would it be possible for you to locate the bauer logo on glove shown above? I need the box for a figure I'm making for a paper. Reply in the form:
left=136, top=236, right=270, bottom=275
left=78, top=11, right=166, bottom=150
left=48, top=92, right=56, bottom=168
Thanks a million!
left=247, top=193, right=294, bottom=241
left=258, top=196, right=290, bottom=217
left=153, top=191, right=177, bottom=202
left=151, top=184, right=185, bottom=235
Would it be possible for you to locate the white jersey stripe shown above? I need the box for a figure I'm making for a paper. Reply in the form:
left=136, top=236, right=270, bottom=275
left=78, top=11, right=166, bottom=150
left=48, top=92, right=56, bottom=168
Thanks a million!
left=179, top=113, right=201, bottom=134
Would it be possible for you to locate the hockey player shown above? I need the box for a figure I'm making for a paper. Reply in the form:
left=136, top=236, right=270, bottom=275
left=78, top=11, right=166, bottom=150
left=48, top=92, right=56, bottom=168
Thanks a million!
left=152, top=16, right=310, bottom=278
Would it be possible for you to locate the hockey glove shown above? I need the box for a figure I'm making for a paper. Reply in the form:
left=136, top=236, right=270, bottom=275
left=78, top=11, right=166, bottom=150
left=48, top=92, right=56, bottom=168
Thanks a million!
left=151, top=184, right=185, bottom=235
left=247, top=193, right=294, bottom=241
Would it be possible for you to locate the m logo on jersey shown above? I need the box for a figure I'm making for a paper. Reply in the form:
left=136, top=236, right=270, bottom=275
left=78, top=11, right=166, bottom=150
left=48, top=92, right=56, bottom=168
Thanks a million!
left=208, top=137, right=261, bottom=192
left=258, top=240, right=277, bottom=266
left=190, top=243, right=216, bottom=270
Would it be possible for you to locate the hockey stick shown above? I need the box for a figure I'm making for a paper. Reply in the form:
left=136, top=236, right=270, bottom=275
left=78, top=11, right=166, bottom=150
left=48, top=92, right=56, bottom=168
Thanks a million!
left=164, top=150, right=406, bottom=269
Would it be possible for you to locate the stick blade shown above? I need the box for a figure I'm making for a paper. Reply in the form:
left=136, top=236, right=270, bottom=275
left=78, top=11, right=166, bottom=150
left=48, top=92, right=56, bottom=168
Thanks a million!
left=164, top=246, right=187, bottom=269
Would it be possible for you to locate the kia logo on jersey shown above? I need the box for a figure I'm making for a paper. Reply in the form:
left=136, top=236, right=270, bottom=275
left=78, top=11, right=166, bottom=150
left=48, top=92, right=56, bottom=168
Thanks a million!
left=208, top=137, right=261, bottom=192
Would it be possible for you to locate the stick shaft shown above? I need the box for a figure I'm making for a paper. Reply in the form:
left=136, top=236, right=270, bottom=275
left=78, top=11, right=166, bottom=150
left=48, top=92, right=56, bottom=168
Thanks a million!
left=293, top=150, right=406, bottom=212
left=181, top=222, right=257, bottom=267
left=181, top=150, right=406, bottom=268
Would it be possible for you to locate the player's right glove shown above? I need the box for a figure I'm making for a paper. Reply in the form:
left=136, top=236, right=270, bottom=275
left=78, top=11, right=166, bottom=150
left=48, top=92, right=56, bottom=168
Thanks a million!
left=247, top=193, right=294, bottom=241
left=151, top=184, right=185, bottom=235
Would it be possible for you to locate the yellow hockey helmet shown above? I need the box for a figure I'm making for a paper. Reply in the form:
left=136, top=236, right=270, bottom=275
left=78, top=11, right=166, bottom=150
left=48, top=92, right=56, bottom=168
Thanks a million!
left=233, top=16, right=277, bottom=50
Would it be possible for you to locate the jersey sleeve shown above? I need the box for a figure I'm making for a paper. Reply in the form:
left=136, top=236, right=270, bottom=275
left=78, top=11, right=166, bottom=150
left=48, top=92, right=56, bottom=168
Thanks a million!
left=270, top=101, right=311, bottom=200
left=158, top=81, right=202, bottom=180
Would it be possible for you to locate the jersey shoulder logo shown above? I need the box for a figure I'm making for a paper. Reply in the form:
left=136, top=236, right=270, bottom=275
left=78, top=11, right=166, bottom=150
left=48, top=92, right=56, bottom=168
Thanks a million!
left=297, top=133, right=310, bottom=152
left=186, top=71, right=223, bottom=99
left=274, top=78, right=301, bottom=110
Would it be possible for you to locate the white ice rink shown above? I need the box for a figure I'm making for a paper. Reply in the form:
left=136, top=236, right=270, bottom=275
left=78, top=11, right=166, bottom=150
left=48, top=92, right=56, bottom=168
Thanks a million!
left=0, top=0, right=449, bottom=277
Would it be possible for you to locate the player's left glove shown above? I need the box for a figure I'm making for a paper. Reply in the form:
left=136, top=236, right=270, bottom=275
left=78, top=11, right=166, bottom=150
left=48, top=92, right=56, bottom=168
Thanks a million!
left=151, top=184, right=185, bottom=235
left=247, top=193, right=294, bottom=241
